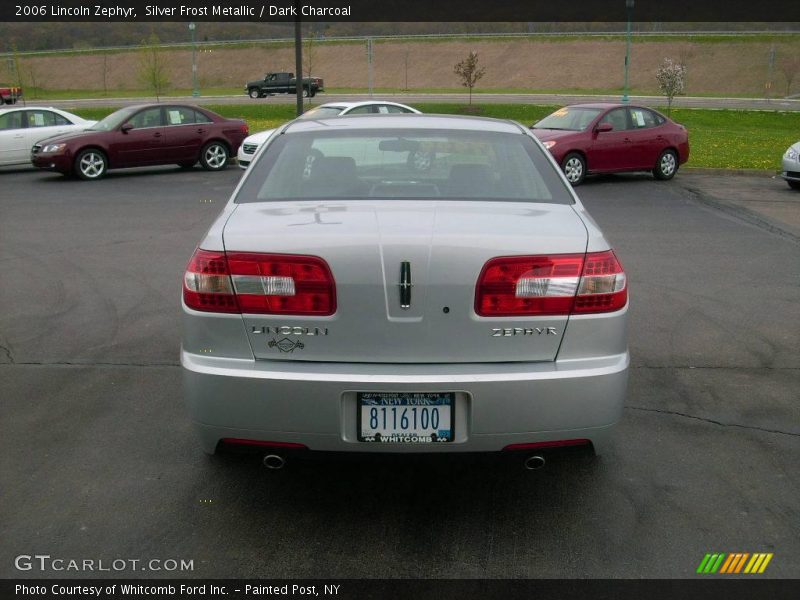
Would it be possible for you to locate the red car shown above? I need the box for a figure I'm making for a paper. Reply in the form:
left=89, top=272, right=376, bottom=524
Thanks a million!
left=31, top=103, right=248, bottom=180
left=531, top=103, right=689, bottom=186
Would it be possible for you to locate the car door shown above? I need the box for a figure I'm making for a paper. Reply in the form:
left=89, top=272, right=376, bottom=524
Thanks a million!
left=23, top=110, right=73, bottom=152
left=162, top=106, right=205, bottom=162
left=111, top=106, right=166, bottom=167
left=625, top=107, right=663, bottom=169
left=587, top=108, right=636, bottom=172
left=0, top=110, right=28, bottom=165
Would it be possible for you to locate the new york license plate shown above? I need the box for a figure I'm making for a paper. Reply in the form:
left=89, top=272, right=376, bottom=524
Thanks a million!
left=358, top=392, right=454, bottom=443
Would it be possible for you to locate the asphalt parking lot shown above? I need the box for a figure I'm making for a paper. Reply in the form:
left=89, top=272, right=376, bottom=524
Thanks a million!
left=1, top=165, right=798, bottom=578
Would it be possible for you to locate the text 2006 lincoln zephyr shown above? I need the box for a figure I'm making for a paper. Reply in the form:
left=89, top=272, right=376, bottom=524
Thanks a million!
left=181, top=114, right=629, bottom=469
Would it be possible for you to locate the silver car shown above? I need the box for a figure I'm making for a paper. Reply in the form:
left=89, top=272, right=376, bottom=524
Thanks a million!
left=782, top=141, right=800, bottom=190
left=182, top=115, right=629, bottom=467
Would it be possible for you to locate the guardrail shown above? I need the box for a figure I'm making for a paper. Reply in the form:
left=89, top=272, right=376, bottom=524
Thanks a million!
left=1, top=30, right=798, bottom=58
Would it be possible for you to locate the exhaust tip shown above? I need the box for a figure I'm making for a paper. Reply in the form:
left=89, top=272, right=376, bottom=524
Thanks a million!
left=263, top=454, right=286, bottom=470
left=524, top=455, right=546, bottom=470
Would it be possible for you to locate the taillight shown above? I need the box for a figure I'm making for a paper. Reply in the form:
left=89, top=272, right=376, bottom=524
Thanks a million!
left=183, top=249, right=336, bottom=315
left=183, top=249, right=239, bottom=313
left=475, top=250, right=626, bottom=316
left=240, top=123, right=249, bottom=136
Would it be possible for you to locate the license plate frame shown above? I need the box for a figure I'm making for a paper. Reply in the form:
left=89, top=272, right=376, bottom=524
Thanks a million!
left=357, top=392, right=455, bottom=443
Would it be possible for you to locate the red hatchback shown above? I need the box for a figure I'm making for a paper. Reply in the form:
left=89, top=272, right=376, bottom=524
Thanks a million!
left=31, top=103, right=248, bottom=180
left=531, top=103, right=689, bottom=186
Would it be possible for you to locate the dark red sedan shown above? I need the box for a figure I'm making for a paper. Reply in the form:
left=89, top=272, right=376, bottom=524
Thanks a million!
left=531, top=103, right=689, bottom=185
left=31, top=104, right=248, bottom=180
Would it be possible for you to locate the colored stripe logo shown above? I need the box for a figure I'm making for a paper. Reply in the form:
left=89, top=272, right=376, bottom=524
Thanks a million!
left=696, top=552, right=773, bottom=574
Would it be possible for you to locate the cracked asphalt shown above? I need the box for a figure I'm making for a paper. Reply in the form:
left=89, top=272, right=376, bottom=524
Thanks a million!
left=1, top=165, right=798, bottom=578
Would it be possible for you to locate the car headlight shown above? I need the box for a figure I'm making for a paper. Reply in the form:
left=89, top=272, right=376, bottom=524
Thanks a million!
left=42, top=143, right=67, bottom=153
left=543, top=141, right=557, bottom=150
left=785, top=147, right=799, bottom=161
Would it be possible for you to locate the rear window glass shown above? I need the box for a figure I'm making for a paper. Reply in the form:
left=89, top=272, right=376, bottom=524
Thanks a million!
left=236, top=129, right=572, bottom=204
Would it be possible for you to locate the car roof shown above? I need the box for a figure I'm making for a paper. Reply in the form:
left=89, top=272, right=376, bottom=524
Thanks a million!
left=315, top=100, right=418, bottom=111
left=0, top=106, right=73, bottom=114
left=283, top=114, right=526, bottom=134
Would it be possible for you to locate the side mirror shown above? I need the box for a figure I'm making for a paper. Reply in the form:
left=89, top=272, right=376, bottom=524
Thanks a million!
left=595, top=122, right=614, bottom=133
left=120, top=123, right=133, bottom=133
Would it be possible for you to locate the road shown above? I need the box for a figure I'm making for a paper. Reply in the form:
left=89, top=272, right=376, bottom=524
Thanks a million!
left=46, top=92, right=800, bottom=111
left=0, top=166, right=798, bottom=579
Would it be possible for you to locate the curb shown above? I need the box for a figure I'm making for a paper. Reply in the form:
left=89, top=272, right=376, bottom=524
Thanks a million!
left=683, top=167, right=778, bottom=177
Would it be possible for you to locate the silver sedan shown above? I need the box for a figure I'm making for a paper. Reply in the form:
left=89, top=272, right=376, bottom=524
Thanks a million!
left=182, top=114, right=629, bottom=468
left=782, top=141, right=800, bottom=190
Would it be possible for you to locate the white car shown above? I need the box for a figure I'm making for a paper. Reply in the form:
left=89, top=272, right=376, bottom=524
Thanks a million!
left=0, top=106, right=96, bottom=166
left=237, top=101, right=420, bottom=169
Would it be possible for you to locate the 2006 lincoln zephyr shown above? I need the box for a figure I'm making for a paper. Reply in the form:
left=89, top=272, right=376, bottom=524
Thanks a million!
left=181, top=114, right=629, bottom=469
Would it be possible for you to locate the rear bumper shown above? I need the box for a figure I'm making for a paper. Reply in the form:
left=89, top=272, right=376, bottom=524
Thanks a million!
left=182, top=350, right=629, bottom=455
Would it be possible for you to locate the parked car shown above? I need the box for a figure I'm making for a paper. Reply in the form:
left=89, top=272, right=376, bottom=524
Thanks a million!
left=246, top=72, right=324, bottom=99
left=531, top=103, right=690, bottom=185
left=781, top=142, right=800, bottom=190
left=237, top=101, right=420, bottom=168
left=0, top=84, right=22, bottom=104
left=0, top=106, right=95, bottom=166
left=182, top=114, right=629, bottom=467
left=31, top=104, right=248, bottom=180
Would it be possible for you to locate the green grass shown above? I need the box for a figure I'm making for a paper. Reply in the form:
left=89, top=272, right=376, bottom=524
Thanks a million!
left=71, top=103, right=799, bottom=171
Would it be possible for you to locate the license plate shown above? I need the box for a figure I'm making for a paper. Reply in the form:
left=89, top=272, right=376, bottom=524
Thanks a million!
left=357, top=392, right=454, bottom=443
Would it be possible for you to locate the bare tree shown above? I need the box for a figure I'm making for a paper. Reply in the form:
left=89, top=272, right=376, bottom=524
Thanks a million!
left=453, top=51, right=485, bottom=105
left=303, top=32, right=318, bottom=79
left=779, top=56, right=800, bottom=97
left=137, top=33, right=170, bottom=101
left=22, top=59, right=39, bottom=99
left=101, top=50, right=109, bottom=96
left=655, top=58, right=687, bottom=116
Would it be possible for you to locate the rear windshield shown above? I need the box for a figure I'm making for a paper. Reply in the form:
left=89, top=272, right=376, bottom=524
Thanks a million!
left=534, top=107, right=603, bottom=131
left=235, top=128, right=573, bottom=204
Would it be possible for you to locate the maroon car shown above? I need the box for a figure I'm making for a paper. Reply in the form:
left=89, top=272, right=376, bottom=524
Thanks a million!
left=531, top=103, right=689, bottom=186
left=31, top=104, right=248, bottom=180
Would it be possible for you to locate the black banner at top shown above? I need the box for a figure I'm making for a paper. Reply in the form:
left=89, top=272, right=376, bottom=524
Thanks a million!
left=2, top=0, right=800, bottom=22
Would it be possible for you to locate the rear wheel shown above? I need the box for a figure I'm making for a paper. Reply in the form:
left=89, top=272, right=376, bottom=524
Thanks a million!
left=302, top=87, right=310, bottom=98
left=788, top=180, right=800, bottom=191
left=562, top=152, right=586, bottom=186
left=74, top=149, right=107, bottom=180
left=654, top=149, right=678, bottom=180
left=200, top=142, right=229, bottom=171
left=248, top=88, right=261, bottom=99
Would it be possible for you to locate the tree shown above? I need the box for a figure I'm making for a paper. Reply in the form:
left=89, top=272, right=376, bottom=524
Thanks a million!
left=655, top=58, right=687, bottom=116
left=453, top=51, right=485, bottom=105
left=303, top=32, right=319, bottom=79
left=137, top=33, right=170, bottom=100
left=779, top=56, right=800, bottom=97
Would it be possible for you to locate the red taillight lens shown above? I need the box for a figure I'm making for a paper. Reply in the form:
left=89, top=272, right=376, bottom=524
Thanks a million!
left=227, top=252, right=336, bottom=315
left=183, top=249, right=336, bottom=315
left=475, top=251, right=626, bottom=316
left=240, top=123, right=249, bottom=135
left=183, top=249, right=239, bottom=313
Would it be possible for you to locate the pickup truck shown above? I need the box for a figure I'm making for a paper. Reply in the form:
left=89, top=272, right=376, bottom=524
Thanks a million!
left=1, top=85, right=22, bottom=104
left=245, top=72, right=324, bottom=99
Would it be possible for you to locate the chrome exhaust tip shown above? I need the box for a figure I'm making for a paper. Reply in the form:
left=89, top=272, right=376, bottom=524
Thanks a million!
left=524, top=455, right=546, bottom=470
left=263, top=454, right=286, bottom=470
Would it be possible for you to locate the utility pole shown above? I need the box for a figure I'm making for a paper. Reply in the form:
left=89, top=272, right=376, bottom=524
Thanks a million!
left=766, top=44, right=776, bottom=101
left=622, top=0, right=634, bottom=103
left=189, top=22, right=199, bottom=97
left=294, top=15, right=303, bottom=116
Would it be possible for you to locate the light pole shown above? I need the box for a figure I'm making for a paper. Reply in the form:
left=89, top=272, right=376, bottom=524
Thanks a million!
left=189, top=22, right=199, bottom=97
left=622, top=0, right=634, bottom=103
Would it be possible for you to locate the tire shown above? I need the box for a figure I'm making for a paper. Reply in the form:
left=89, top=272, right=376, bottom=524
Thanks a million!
left=654, top=149, right=679, bottom=180
left=200, top=141, right=229, bottom=171
left=309, top=89, right=317, bottom=98
left=302, top=87, right=310, bottom=98
left=788, top=180, right=800, bottom=191
left=562, top=152, right=586, bottom=186
left=74, top=148, right=108, bottom=180
left=248, top=88, right=261, bottom=99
